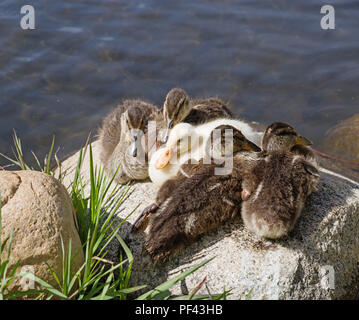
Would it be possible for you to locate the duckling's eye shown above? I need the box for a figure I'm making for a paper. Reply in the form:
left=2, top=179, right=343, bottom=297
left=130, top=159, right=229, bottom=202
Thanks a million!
left=179, top=136, right=190, bottom=145
left=177, top=137, right=187, bottom=149
left=277, top=130, right=295, bottom=136
left=176, top=139, right=183, bottom=148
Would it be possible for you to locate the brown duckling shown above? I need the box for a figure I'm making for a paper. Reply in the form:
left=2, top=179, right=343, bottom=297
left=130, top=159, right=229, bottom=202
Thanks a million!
left=98, top=99, right=163, bottom=184
left=138, top=122, right=319, bottom=260
left=161, top=88, right=234, bottom=143
left=240, top=122, right=320, bottom=239
left=133, top=127, right=260, bottom=261
left=205, top=124, right=261, bottom=160
left=261, top=122, right=318, bottom=166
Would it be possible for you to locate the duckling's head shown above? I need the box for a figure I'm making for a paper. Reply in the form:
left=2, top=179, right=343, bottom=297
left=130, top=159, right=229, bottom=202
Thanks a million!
left=154, top=122, right=197, bottom=169
left=122, top=105, right=147, bottom=157
left=262, top=122, right=312, bottom=152
left=208, top=125, right=261, bottom=159
left=162, top=88, right=191, bottom=143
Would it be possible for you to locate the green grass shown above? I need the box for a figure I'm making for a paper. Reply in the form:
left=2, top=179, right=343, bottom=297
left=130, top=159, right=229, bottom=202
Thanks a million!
left=0, top=132, right=231, bottom=300
left=0, top=200, right=20, bottom=300
left=0, top=130, right=60, bottom=178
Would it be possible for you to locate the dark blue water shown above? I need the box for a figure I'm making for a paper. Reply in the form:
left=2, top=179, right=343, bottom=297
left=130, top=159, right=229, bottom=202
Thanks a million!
left=1, top=0, right=359, bottom=169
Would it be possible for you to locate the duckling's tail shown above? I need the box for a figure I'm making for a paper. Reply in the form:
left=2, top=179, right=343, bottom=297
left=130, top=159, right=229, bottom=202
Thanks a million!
left=241, top=203, right=300, bottom=239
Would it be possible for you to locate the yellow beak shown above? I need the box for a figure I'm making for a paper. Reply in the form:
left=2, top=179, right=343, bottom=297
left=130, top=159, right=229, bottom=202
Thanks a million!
left=296, top=135, right=313, bottom=146
left=242, top=140, right=261, bottom=152
left=155, top=146, right=174, bottom=169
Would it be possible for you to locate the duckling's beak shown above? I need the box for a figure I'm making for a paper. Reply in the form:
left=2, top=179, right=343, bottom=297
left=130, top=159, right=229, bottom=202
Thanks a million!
left=241, top=140, right=261, bottom=152
left=129, top=136, right=137, bottom=157
left=155, top=146, right=174, bottom=169
left=162, top=118, right=173, bottom=143
left=296, top=135, right=313, bottom=146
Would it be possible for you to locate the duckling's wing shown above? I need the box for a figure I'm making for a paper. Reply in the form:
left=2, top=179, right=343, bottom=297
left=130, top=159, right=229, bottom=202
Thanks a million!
left=184, top=98, right=234, bottom=125
left=146, top=163, right=242, bottom=261
left=98, top=103, right=130, bottom=163
left=290, top=145, right=319, bottom=168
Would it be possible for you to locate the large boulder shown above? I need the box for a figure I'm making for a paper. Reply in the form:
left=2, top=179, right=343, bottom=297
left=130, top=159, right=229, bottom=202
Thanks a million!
left=321, top=114, right=359, bottom=162
left=59, top=140, right=359, bottom=299
left=318, top=114, right=359, bottom=182
left=0, top=170, right=84, bottom=294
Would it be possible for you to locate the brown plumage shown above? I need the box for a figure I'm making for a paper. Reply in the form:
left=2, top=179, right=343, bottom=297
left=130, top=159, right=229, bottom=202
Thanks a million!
left=261, top=122, right=318, bottom=168
left=240, top=151, right=319, bottom=239
left=133, top=125, right=260, bottom=231
left=133, top=127, right=260, bottom=261
left=143, top=157, right=247, bottom=262
left=98, top=99, right=163, bottom=183
left=134, top=122, right=319, bottom=261
left=262, top=122, right=312, bottom=152
left=240, top=122, right=320, bottom=239
left=205, top=124, right=261, bottom=160
left=161, top=88, right=234, bottom=143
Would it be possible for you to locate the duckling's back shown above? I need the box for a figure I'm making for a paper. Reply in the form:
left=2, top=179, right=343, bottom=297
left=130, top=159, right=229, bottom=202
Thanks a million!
left=184, top=97, right=234, bottom=125
left=98, top=103, right=129, bottom=165
left=241, top=152, right=320, bottom=239
left=196, top=118, right=263, bottom=147
left=145, top=160, right=243, bottom=261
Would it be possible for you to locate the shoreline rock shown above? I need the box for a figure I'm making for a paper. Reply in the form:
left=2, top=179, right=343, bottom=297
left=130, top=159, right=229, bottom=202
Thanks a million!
left=0, top=170, right=84, bottom=295
left=59, top=140, right=359, bottom=299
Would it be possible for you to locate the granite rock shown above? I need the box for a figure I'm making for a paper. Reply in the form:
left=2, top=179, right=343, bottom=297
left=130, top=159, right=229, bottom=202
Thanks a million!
left=59, top=140, right=359, bottom=299
left=0, top=170, right=84, bottom=294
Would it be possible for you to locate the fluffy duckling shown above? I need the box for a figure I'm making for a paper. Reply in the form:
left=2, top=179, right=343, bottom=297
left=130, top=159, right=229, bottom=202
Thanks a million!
left=261, top=122, right=310, bottom=151
left=207, top=124, right=261, bottom=159
left=99, top=99, right=162, bottom=184
left=161, top=88, right=234, bottom=143
left=149, top=118, right=263, bottom=186
left=133, top=128, right=260, bottom=261
left=261, top=122, right=319, bottom=172
left=240, top=122, right=320, bottom=239
left=134, top=124, right=260, bottom=229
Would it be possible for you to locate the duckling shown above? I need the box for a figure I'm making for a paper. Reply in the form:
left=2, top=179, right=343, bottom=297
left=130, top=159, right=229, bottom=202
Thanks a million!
left=161, top=88, right=234, bottom=143
left=261, top=122, right=318, bottom=164
left=206, top=124, right=261, bottom=159
left=139, top=123, right=319, bottom=260
left=98, top=99, right=163, bottom=184
left=134, top=125, right=260, bottom=230
left=240, top=122, right=320, bottom=239
left=149, top=118, right=263, bottom=186
left=133, top=128, right=260, bottom=261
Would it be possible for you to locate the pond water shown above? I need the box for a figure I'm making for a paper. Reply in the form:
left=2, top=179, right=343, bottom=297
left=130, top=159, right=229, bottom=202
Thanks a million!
left=0, top=0, right=358, bottom=177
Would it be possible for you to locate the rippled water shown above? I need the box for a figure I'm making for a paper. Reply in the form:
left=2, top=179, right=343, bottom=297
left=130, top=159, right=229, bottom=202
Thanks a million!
left=1, top=0, right=359, bottom=174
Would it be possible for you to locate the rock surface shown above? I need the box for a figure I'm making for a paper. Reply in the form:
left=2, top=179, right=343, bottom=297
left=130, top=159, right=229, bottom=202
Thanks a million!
left=0, top=170, right=84, bottom=294
left=321, top=113, right=359, bottom=161
left=59, top=140, right=359, bottom=299
left=318, top=113, right=359, bottom=182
